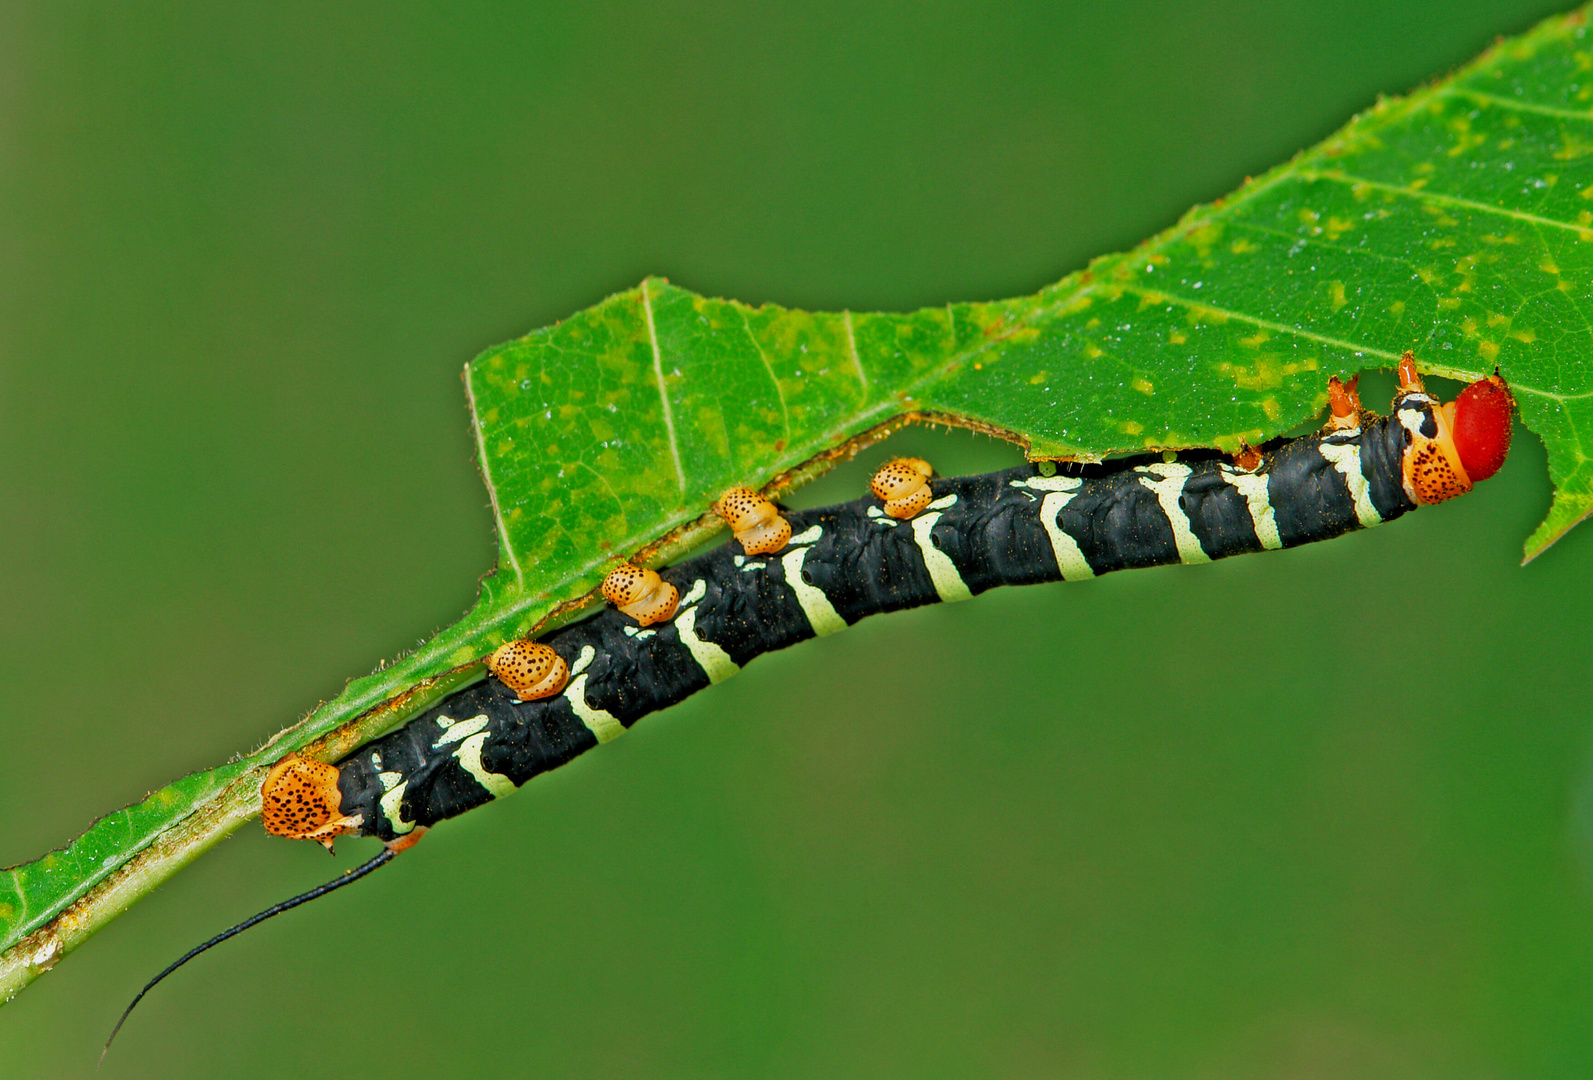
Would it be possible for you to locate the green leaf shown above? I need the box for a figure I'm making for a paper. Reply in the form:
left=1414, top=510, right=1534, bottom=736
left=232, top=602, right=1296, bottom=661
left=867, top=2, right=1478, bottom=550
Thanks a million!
left=4, top=2, right=1591, bottom=1001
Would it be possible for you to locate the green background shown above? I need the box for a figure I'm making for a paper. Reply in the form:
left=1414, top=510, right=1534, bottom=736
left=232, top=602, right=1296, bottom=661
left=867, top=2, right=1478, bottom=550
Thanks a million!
left=4, top=2, right=1592, bottom=1077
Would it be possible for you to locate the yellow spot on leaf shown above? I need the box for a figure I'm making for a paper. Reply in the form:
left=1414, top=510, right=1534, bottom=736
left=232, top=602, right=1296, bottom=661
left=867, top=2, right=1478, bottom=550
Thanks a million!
left=1216, top=356, right=1312, bottom=391
left=1324, top=217, right=1354, bottom=240
left=1239, top=332, right=1270, bottom=348
left=1478, top=340, right=1500, bottom=362
left=1120, top=420, right=1144, bottom=436
left=1084, top=344, right=1103, bottom=359
left=1541, top=257, right=1561, bottom=274
left=1132, top=378, right=1155, bottom=395
left=1388, top=300, right=1406, bottom=315
left=1556, top=132, right=1593, bottom=160
left=1169, top=331, right=1187, bottom=345
left=1486, top=311, right=1509, bottom=328
left=1028, top=371, right=1048, bottom=385
left=1230, top=238, right=1258, bottom=255
left=1261, top=398, right=1282, bottom=420
left=1328, top=281, right=1347, bottom=311
left=1510, top=328, right=1536, bottom=343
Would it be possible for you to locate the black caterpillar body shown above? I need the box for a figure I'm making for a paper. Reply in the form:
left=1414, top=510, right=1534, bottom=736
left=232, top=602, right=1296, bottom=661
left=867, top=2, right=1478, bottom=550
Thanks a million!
left=336, top=392, right=1425, bottom=842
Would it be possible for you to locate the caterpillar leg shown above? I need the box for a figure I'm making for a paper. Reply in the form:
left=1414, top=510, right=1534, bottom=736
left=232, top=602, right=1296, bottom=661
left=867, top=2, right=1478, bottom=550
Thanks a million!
left=869, top=458, right=934, bottom=519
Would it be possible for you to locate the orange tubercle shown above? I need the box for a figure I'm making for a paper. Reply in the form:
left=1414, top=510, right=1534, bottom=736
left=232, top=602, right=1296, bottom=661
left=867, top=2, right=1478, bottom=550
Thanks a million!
left=601, top=563, right=680, bottom=626
left=486, top=639, right=570, bottom=702
left=260, top=754, right=362, bottom=851
left=1326, top=375, right=1361, bottom=430
left=870, top=458, right=934, bottom=518
left=1397, top=350, right=1425, bottom=393
left=713, top=486, right=790, bottom=554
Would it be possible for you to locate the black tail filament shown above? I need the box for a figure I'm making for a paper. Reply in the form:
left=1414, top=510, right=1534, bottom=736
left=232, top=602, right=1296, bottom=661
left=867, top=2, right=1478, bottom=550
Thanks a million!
left=100, top=847, right=396, bottom=1064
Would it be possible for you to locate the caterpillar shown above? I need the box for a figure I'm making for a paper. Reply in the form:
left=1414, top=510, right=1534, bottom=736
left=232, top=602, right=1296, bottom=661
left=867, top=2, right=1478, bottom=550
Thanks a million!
left=106, top=356, right=1512, bottom=1049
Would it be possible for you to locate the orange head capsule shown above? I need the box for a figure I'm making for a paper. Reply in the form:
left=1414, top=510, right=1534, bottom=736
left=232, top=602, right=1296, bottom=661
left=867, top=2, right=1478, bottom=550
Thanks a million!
left=1393, top=355, right=1512, bottom=506
left=712, top=486, right=791, bottom=555
left=869, top=457, right=934, bottom=518
left=601, top=563, right=681, bottom=626
left=260, top=754, right=362, bottom=851
left=486, top=639, right=569, bottom=702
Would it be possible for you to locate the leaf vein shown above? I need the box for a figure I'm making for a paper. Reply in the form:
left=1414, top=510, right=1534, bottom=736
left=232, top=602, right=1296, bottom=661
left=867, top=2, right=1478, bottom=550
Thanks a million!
left=641, top=280, right=687, bottom=495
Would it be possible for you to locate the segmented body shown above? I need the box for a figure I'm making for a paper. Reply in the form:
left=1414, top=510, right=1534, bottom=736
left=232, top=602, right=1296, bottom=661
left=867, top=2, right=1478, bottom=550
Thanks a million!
left=335, top=396, right=1424, bottom=842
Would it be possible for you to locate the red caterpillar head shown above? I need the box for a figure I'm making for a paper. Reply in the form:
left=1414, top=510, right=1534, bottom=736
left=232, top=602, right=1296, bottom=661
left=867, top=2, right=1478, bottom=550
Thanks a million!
left=486, top=639, right=569, bottom=702
left=601, top=563, right=681, bottom=626
left=869, top=458, right=934, bottom=518
left=1395, top=353, right=1514, bottom=505
left=713, top=486, right=791, bottom=555
left=260, top=754, right=362, bottom=851
left=1447, top=373, right=1514, bottom=482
